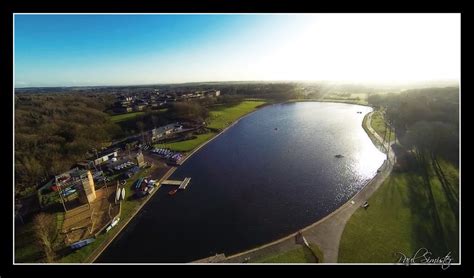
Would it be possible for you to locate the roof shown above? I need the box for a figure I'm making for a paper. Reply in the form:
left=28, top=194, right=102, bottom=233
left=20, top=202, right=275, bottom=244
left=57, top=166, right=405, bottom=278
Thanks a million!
left=92, top=148, right=120, bottom=160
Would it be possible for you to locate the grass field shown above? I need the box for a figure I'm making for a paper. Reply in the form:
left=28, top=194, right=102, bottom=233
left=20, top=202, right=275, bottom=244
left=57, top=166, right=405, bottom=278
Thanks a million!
left=338, top=158, right=459, bottom=263
left=110, top=112, right=145, bottom=123
left=163, top=100, right=267, bottom=152
left=371, top=111, right=395, bottom=143
left=207, top=100, right=267, bottom=130
left=256, top=244, right=324, bottom=263
left=157, top=133, right=216, bottom=152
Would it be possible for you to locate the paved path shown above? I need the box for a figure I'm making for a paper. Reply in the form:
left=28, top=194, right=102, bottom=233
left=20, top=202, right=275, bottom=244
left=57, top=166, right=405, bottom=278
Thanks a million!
left=215, top=111, right=395, bottom=263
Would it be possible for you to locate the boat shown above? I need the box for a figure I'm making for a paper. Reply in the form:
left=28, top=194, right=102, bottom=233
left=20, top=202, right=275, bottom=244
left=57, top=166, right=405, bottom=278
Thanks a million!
left=70, top=238, right=95, bottom=250
left=62, top=188, right=77, bottom=197
left=274, top=128, right=278, bottom=130
left=134, top=177, right=144, bottom=189
left=335, top=154, right=344, bottom=158
left=121, top=188, right=126, bottom=200
left=106, top=217, right=120, bottom=233
left=168, top=189, right=178, bottom=196
left=115, top=189, right=121, bottom=203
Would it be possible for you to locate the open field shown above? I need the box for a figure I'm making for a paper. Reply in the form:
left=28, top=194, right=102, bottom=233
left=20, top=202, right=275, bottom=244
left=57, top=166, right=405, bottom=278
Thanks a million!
left=207, top=100, right=267, bottom=130
left=159, top=133, right=216, bottom=152
left=338, top=158, right=459, bottom=263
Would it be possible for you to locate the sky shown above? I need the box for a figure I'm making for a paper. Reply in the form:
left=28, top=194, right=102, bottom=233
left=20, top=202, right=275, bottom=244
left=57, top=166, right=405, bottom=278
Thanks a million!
left=14, top=14, right=460, bottom=87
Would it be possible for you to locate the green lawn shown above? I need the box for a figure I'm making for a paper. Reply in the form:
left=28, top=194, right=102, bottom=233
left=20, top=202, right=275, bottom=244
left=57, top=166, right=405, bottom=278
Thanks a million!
left=110, top=111, right=145, bottom=123
left=338, top=158, right=459, bottom=263
left=161, top=100, right=266, bottom=152
left=256, top=244, right=323, bottom=263
left=207, top=100, right=267, bottom=130
left=156, top=133, right=217, bottom=152
left=371, top=111, right=395, bottom=143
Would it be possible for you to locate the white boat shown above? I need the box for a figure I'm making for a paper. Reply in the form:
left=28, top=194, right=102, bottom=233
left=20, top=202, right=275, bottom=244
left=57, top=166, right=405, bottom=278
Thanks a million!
left=111, top=217, right=120, bottom=227
left=115, top=189, right=121, bottom=203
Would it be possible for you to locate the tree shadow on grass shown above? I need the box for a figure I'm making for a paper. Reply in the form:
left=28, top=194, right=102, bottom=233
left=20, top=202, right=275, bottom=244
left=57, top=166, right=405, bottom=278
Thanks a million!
left=405, top=164, right=457, bottom=262
left=431, top=156, right=459, bottom=220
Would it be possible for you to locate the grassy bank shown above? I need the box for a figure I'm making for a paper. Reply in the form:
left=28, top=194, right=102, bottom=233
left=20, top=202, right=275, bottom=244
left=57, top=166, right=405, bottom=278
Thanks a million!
left=370, top=111, right=395, bottom=143
left=256, top=244, right=324, bottom=263
left=207, top=100, right=267, bottom=130
left=338, top=158, right=459, bottom=263
left=163, top=100, right=266, bottom=152
left=110, top=111, right=145, bottom=123
left=362, top=112, right=385, bottom=152
left=158, top=133, right=216, bottom=152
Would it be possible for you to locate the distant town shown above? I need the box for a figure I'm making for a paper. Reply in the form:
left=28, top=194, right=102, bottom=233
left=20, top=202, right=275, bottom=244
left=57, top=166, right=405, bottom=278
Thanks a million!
left=111, top=89, right=220, bottom=113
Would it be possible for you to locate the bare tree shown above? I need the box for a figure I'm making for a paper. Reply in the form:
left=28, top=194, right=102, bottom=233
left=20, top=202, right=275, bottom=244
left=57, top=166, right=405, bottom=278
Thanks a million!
left=33, top=213, right=56, bottom=263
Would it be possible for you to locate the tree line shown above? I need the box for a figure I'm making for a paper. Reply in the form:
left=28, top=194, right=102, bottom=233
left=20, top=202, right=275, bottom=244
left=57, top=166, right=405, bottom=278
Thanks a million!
left=368, top=87, right=459, bottom=165
left=15, top=94, right=120, bottom=196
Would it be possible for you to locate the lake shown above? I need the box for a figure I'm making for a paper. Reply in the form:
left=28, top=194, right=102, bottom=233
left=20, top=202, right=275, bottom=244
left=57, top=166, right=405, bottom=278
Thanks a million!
left=97, top=102, right=386, bottom=263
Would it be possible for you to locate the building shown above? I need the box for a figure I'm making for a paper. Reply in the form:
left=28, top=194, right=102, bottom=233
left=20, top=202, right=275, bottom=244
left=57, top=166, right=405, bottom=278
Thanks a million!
left=55, top=168, right=97, bottom=209
left=91, top=148, right=119, bottom=167
left=133, top=104, right=146, bottom=111
left=150, top=123, right=183, bottom=142
left=136, top=152, right=145, bottom=167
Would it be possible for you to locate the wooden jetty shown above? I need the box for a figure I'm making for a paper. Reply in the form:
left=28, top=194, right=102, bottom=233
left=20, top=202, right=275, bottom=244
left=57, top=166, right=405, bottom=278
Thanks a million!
left=161, top=177, right=191, bottom=190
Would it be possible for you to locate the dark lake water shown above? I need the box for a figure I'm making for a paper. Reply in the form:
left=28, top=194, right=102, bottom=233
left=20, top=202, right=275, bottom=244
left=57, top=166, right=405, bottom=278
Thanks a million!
left=97, top=102, right=386, bottom=263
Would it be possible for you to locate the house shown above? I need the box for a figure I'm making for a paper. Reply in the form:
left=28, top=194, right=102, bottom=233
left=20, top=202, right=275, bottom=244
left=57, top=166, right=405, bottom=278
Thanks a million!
left=133, top=104, right=146, bottom=111
left=90, top=148, right=120, bottom=167
left=150, top=123, right=182, bottom=142
left=206, top=90, right=220, bottom=97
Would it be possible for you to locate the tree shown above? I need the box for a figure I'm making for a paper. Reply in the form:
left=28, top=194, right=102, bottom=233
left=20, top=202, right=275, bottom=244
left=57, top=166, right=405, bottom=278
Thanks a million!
left=169, top=102, right=209, bottom=123
left=33, top=213, right=56, bottom=262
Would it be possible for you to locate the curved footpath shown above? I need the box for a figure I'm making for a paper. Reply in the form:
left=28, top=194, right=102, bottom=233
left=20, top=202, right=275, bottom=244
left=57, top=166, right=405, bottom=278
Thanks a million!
left=199, top=111, right=395, bottom=263
left=87, top=106, right=264, bottom=263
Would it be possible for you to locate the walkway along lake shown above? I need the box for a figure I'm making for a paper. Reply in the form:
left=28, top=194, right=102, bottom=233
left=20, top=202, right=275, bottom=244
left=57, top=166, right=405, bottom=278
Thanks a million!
left=97, top=102, right=386, bottom=263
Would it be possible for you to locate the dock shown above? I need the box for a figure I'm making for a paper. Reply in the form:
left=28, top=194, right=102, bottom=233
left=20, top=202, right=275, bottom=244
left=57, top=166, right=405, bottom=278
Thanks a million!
left=161, top=177, right=191, bottom=190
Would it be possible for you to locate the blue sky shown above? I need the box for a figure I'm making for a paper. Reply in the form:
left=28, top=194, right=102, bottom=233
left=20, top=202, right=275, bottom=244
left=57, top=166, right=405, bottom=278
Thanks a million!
left=14, top=14, right=460, bottom=87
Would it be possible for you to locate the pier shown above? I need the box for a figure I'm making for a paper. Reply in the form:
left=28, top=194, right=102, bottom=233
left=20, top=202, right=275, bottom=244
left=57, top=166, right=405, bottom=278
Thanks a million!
left=161, top=177, right=191, bottom=190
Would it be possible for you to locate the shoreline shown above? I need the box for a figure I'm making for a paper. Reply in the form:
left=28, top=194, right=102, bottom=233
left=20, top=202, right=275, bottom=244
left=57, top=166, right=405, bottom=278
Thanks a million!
left=199, top=109, right=394, bottom=263
left=90, top=100, right=383, bottom=263
left=87, top=102, right=268, bottom=263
